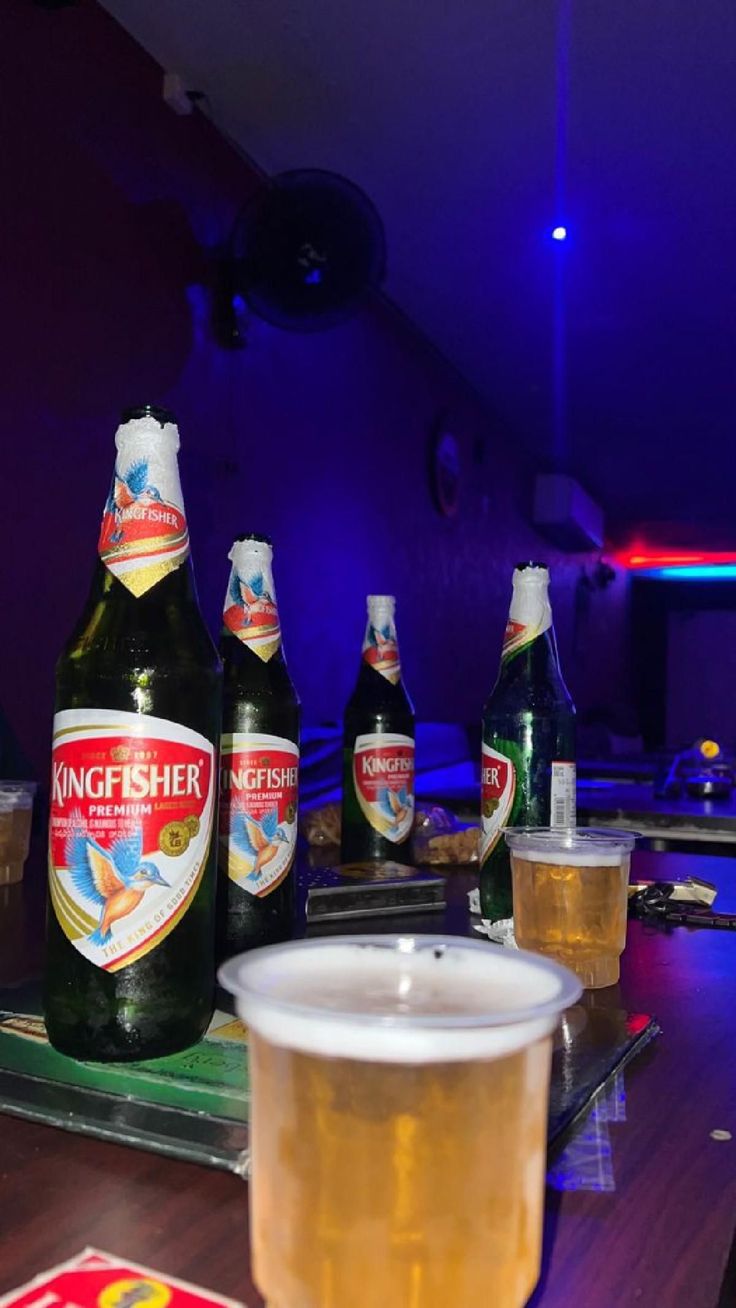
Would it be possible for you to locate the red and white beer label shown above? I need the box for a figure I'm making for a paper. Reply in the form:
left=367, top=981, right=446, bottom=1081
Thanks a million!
left=219, top=733, right=299, bottom=896
left=49, top=708, right=215, bottom=972
left=222, top=539, right=281, bottom=661
left=353, top=732, right=415, bottom=844
left=502, top=566, right=552, bottom=660
left=480, top=743, right=516, bottom=862
left=362, top=596, right=401, bottom=684
left=98, top=415, right=190, bottom=597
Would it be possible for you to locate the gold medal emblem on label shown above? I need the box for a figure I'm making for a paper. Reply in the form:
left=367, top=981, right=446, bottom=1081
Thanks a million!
left=158, top=820, right=191, bottom=856
left=184, top=814, right=200, bottom=837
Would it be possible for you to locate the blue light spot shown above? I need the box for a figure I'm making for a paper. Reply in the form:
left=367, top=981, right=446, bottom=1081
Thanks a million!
left=552, top=225, right=568, bottom=241
left=304, top=268, right=323, bottom=285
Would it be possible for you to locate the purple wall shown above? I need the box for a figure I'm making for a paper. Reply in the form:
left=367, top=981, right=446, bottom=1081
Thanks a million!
left=1, top=0, right=632, bottom=781
left=667, top=610, right=736, bottom=750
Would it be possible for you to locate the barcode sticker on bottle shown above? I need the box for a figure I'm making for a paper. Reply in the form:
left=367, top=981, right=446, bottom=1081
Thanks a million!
left=550, top=761, right=576, bottom=827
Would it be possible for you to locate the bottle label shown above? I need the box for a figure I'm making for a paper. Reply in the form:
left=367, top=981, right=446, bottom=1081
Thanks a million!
left=502, top=576, right=552, bottom=660
left=219, top=733, right=299, bottom=896
left=222, top=557, right=281, bottom=661
left=48, top=709, right=215, bottom=973
left=550, top=761, right=576, bottom=826
left=353, top=733, right=415, bottom=843
left=362, top=621, right=401, bottom=684
left=98, top=429, right=189, bottom=597
left=480, top=743, right=517, bottom=862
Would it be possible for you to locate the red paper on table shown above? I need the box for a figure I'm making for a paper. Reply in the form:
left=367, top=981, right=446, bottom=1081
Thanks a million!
left=0, top=1249, right=245, bottom=1308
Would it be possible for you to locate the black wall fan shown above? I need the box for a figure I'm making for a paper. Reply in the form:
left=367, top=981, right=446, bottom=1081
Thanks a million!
left=225, top=169, right=386, bottom=334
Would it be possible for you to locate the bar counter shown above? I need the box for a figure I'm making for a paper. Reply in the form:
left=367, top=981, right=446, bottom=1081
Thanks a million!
left=577, top=781, right=736, bottom=847
left=0, top=848, right=734, bottom=1307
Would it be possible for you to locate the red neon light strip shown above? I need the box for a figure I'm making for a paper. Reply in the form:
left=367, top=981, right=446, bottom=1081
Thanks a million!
left=619, top=551, right=736, bottom=569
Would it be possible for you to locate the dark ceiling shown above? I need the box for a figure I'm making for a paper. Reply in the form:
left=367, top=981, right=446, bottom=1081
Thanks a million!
left=101, top=0, right=736, bottom=534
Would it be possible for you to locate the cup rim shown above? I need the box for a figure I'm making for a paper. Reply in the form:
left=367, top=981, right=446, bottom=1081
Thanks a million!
left=218, top=932, right=582, bottom=1033
left=0, top=780, right=36, bottom=808
left=504, top=825, right=638, bottom=856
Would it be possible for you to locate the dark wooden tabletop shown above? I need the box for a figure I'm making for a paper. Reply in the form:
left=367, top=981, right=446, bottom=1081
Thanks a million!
left=1, top=847, right=735, bottom=1307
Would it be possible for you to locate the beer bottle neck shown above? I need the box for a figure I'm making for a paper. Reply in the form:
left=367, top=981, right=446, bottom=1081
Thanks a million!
left=489, top=568, right=572, bottom=704
left=61, top=550, right=217, bottom=672
left=91, top=550, right=202, bottom=615
left=346, top=660, right=414, bottom=730
left=61, top=412, right=220, bottom=671
left=350, top=629, right=414, bottom=718
left=222, top=539, right=286, bottom=668
left=98, top=414, right=191, bottom=599
left=497, top=625, right=566, bottom=688
left=359, top=598, right=405, bottom=690
left=220, top=627, right=293, bottom=683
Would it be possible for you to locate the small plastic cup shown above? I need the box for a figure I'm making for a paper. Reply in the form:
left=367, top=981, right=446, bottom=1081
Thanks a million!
left=0, top=781, right=37, bottom=885
left=220, top=934, right=580, bottom=1308
left=505, top=827, right=637, bottom=989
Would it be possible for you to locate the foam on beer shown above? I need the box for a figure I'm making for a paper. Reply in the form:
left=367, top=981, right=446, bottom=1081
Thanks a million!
left=505, top=829, right=636, bottom=869
left=509, top=847, right=627, bottom=867
left=220, top=938, right=580, bottom=1064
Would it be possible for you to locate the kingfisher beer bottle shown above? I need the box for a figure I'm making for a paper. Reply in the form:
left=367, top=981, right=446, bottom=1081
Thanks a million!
left=44, top=406, right=222, bottom=1061
left=218, top=535, right=299, bottom=958
left=341, top=595, right=415, bottom=864
left=480, top=563, right=576, bottom=921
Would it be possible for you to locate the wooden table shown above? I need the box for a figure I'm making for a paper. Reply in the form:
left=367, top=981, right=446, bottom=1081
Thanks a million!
left=1, top=849, right=735, bottom=1307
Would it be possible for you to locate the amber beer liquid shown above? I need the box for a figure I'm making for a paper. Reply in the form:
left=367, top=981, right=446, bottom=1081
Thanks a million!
left=218, top=535, right=299, bottom=958
left=341, top=596, right=415, bottom=864
left=506, top=828, right=636, bottom=989
left=0, top=783, right=35, bottom=885
left=480, top=564, right=576, bottom=922
left=220, top=936, right=581, bottom=1308
left=44, top=406, right=222, bottom=1061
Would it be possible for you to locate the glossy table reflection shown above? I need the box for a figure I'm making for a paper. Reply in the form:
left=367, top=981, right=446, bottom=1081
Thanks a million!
left=0, top=849, right=735, bottom=1307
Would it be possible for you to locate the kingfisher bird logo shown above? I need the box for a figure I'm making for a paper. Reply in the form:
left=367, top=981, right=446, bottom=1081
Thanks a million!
left=64, top=815, right=169, bottom=946
left=230, top=806, right=289, bottom=884
left=379, top=785, right=413, bottom=834
left=223, top=567, right=281, bottom=658
left=370, top=622, right=396, bottom=658
left=105, top=459, right=164, bottom=543
left=228, top=569, right=278, bottom=631
left=362, top=622, right=400, bottom=682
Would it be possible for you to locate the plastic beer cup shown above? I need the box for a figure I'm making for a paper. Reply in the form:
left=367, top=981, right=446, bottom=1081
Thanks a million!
left=220, top=934, right=580, bottom=1308
left=505, top=827, right=637, bottom=989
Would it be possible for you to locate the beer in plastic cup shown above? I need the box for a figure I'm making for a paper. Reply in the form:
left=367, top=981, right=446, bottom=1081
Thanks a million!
left=220, top=934, right=580, bottom=1308
left=505, top=827, right=637, bottom=989
left=0, top=781, right=36, bottom=885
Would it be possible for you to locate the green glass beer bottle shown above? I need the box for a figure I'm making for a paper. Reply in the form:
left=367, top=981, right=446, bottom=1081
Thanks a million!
left=480, top=563, right=576, bottom=921
left=218, top=534, right=300, bottom=958
left=341, top=595, right=415, bottom=864
left=44, top=406, right=222, bottom=1061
